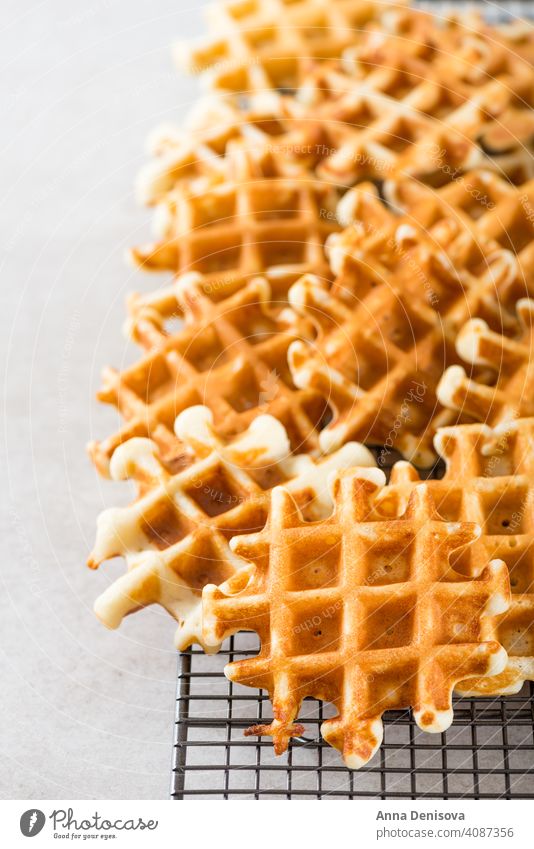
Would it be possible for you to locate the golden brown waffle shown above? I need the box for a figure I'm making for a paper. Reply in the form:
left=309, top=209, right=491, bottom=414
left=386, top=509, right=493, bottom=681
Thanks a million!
left=384, top=171, right=534, bottom=288
left=348, top=170, right=534, bottom=297
left=130, top=154, right=340, bottom=274
left=175, top=0, right=409, bottom=94
left=438, top=299, right=534, bottom=425
left=203, top=467, right=510, bottom=767
left=138, top=6, right=534, bottom=226
left=89, top=405, right=374, bottom=650
left=88, top=272, right=330, bottom=477
left=376, top=418, right=534, bottom=696
left=132, top=8, right=534, bottom=289
left=135, top=98, right=301, bottom=206
left=285, top=17, right=534, bottom=188
left=176, top=1, right=534, bottom=95
left=287, top=185, right=534, bottom=465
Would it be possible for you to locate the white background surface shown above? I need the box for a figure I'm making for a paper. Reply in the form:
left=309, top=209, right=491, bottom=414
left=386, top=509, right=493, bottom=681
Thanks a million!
left=2, top=0, right=206, bottom=799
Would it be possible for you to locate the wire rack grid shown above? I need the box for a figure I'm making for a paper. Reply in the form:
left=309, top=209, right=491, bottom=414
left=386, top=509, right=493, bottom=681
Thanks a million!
left=172, top=637, right=534, bottom=800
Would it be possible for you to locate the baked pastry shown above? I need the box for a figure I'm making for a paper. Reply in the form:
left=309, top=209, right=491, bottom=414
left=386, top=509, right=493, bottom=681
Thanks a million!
left=131, top=144, right=339, bottom=274
left=89, top=405, right=374, bottom=649
left=376, top=418, right=534, bottom=695
left=284, top=168, right=534, bottom=465
left=203, top=466, right=510, bottom=766
left=89, top=271, right=326, bottom=477
left=438, top=299, right=534, bottom=425
left=134, top=5, right=534, bottom=272
left=175, top=0, right=409, bottom=96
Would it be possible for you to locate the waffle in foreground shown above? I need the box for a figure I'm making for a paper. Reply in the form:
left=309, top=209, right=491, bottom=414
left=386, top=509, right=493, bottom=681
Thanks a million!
left=89, top=405, right=374, bottom=650
left=376, top=419, right=534, bottom=696
left=203, top=467, right=510, bottom=768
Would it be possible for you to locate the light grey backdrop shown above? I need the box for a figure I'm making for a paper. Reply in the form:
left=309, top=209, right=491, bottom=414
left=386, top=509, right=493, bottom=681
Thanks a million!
left=1, top=0, right=206, bottom=799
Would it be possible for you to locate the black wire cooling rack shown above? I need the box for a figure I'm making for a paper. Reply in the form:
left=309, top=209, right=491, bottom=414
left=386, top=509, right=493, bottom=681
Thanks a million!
left=171, top=635, right=534, bottom=800
left=170, top=0, right=534, bottom=800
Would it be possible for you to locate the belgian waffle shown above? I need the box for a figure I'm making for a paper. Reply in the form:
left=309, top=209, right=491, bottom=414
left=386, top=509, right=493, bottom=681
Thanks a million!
left=137, top=5, right=534, bottom=242
left=376, top=418, right=534, bottom=696
left=287, top=170, right=534, bottom=465
left=203, top=467, right=509, bottom=767
left=88, top=272, right=328, bottom=477
left=135, top=99, right=301, bottom=206
left=286, top=18, right=534, bottom=188
left=384, top=171, right=534, bottom=289
left=175, top=0, right=409, bottom=95
left=176, top=0, right=534, bottom=99
left=438, top=299, right=534, bottom=425
left=131, top=151, right=340, bottom=275
left=89, top=405, right=374, bottom=650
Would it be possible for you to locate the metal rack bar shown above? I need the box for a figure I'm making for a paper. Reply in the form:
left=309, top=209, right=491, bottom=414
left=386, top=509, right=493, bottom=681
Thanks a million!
left=172, top=637, right=534, bottom=799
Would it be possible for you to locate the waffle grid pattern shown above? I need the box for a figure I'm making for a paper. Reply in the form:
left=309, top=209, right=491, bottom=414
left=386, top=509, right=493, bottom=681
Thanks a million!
left=89, top=403, right=374, bottom=651
left=377, top=420, right=534, bottom=696
left=89, top=274, right=327, bottom=475
left=137, top=55, right=534, bottom=267
left=438, top=300, right=534, bottom=425
left=287, top=170, right=534, bottom=467
left=175, top=0, right=404, bottom=93
left=131, top=168, right=340, bottom=274
left=144, top=0, right=534, bottom=798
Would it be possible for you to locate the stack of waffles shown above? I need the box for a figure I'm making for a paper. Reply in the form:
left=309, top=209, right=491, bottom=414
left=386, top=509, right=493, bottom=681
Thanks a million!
left=89, top=0, right=534, bottom=768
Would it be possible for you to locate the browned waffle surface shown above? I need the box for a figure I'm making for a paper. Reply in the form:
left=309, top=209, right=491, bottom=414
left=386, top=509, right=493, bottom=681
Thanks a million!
left=438, top=299, right=534, bottom=425
left=130, top=164, right=340, bottom=275
left=89, top=404, right=374, bottom=649
left=283, top=22, right=534, bottom=189
left=130, top=0, right=534, bottom=288
left=375, top=418, right=534, bottom=695
left=176, top=1, right=534, bottom=99
left=137, top=5, right=534, bottom=219
left=203, top=467, right=510, bottom=767
left=89, top=272, right=327, bottom=477
left=287, top=173, right=534, bottom=466
left=175, top=0, right=411, bottom=93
